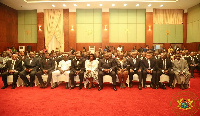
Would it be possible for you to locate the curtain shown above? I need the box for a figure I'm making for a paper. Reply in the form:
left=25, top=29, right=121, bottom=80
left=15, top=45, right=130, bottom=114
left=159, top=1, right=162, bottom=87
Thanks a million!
left=153, top=9, right=183, bottom=24
left=44, top=9, right=64, bottom=52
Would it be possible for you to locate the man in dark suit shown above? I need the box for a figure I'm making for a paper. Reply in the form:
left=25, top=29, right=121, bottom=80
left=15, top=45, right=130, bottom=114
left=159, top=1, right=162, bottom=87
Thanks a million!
left=187, top=52, right=199, bottom=78
left=141, top=52, right=157, bottom=89
left=98, top=53, right=117, bottom=91
left=36, top=53, right=55, bottom=88
left=127, top=52, right=142, bottom=90
left=1, top=54, right=22, bottom=89
left=157, top=53, right=175, bottom=89
left=69, top=53, right=85, bottom=89
left=19, top=52, right=39, bottom=87
left=197, top=51, right=200, bottom=75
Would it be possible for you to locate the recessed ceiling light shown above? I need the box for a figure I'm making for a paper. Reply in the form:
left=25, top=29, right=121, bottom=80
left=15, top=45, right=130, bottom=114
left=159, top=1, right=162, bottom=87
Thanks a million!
left=136, top=4, right=139, bottom=7
left=99, top=4, right=103, bottom=6
left=63, top=4, right=66, bottom=7
left=74, top=4, right=77, bottom=7
left=52, top=4, right=55, bottom=7
left=87, top=4, right=90, bottom=6
left=124, top=4, right=127, bottom=6
left=160, top=5, right=164, bottom=7
left=112, top=4, right=115, bottom=7
left=148, top=4, right=151, bottom=7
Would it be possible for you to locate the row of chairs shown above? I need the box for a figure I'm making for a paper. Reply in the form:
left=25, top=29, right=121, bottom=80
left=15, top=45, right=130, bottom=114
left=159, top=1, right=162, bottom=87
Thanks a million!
left=6, top=73, right=190, bottom=89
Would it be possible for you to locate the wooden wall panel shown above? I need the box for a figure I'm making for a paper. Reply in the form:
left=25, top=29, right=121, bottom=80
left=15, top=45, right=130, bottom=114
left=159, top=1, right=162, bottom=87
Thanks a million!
left=146, top=12, right=153, bottom=47
left=37, top=12, right=44, bottom=51
left=0, top=3, right=18, bottom=52
left=102, top=12, right=109, bottom=49
left=69, top=12, right=76, bottom=51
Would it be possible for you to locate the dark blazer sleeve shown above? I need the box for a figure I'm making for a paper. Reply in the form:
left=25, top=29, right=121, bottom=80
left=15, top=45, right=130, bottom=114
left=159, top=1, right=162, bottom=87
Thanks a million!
left=5, top=60, right=11, bottom=71
left=141, top=59, right=147, bottom=71
left=98, top=59, right=103, bottom=71
left=111, top=59, right=117, bottom=71
left=80, top=59, right=85, bottom=72
left=70, top=60, right=76, bottom=73
left=15, top=60, right=23, bottom=71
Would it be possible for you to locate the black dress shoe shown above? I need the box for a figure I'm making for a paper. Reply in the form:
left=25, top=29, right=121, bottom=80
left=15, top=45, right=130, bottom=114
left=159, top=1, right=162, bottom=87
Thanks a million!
left=138, top=84, right=142, bottom=90
left=66, top=83, right=69, bottom=89
left=113, top=86, right=117, bottom=91
left=170, top=85, right=174, bottom=89
left=98, top=86, right=102, bottom=91
left=183, top=84, right=188, bottom=89
left=162, top=84, right=166, bottom=90
left=30, top=84, right=33, bottom=87
left=79, top=86, right=82, bottom=90
left=143, top=85, right=147, bottom=88
left=129, top=83, right=133, bottom=88
left=11, top=85, right=16, bottom=89
left=70, top=86, right=75, bottom=90
left=1, top=85, right=8, bottom=89
left=180, top=84, right=185, bottom=90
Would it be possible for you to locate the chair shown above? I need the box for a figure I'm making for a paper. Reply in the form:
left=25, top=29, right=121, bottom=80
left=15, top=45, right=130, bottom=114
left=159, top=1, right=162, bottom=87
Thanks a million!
left=35, top=74, right=49, bottom=86
left=7, top=75, right=23, bottom=87
left=102, top=75, right=130, bottom=87
left=142, top=74, right=152, bottom=87
left=83, top=79, right=98, bottom=88
left=24, top=75, right=37, bottom=86
left=159, top=74, right=170, bottom=83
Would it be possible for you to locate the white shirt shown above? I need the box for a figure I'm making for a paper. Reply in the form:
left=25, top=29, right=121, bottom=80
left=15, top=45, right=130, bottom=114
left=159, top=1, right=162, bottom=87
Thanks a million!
left=148, top=59, right=151, bottom=69
left=58, top=60, right=71, bottom=71
left=12, top=60, right=16, bottom=70
left=85, top=60, right=99, bottom=72
left=117, top=47, right=123, bottom=52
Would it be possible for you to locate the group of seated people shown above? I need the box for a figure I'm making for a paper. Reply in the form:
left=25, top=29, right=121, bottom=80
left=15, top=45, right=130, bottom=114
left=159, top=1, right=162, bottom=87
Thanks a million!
left=0, top=46, right=200, bottom=91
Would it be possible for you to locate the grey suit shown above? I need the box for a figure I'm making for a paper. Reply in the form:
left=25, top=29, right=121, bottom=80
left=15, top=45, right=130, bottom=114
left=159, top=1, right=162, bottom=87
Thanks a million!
left=19, top=57, right=39, bottom=86
left=172, top=59, right=191, bottom=84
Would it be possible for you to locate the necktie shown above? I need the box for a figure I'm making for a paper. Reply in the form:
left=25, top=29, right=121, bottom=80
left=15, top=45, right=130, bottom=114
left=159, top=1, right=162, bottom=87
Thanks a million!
left=163, top=59, right=166, bottom=69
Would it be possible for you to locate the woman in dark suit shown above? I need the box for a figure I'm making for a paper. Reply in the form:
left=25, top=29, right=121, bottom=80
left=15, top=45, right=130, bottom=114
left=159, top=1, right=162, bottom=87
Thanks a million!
left=116, top=53, right=128, bottom=88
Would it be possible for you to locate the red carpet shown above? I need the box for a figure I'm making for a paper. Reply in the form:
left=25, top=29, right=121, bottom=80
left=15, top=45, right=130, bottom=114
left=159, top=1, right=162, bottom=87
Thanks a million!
left=0, top=73, right=200, bottom=116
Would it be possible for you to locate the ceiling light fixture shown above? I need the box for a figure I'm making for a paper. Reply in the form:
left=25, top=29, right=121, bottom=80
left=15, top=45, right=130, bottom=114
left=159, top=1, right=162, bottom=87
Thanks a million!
left=160, top=4, right=164, bottom=7
left=74, top=4, right=77, bottom=7
left=52, top=4, right=55, bottom=7
left=99, top=4, right=103, bottom=6
left=124, top=4, right=127, bottom=6
left=87, top=4, right=90, bottom=6
left=112, top=4, right=115, bottom=7
left=136, top=4, right=139, bottom=7
left=148, top=4, right=152, bottom=7
left=63, top=4, right=66, bottom=7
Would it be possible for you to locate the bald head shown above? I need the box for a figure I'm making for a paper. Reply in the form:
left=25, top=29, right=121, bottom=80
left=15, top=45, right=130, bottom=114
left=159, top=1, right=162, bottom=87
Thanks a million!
left=12, top=54, right=17, bottom=60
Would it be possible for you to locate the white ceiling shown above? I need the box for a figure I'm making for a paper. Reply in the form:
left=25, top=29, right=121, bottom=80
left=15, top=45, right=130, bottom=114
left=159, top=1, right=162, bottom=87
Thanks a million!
left=1, top=0, right=200, bottom=11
